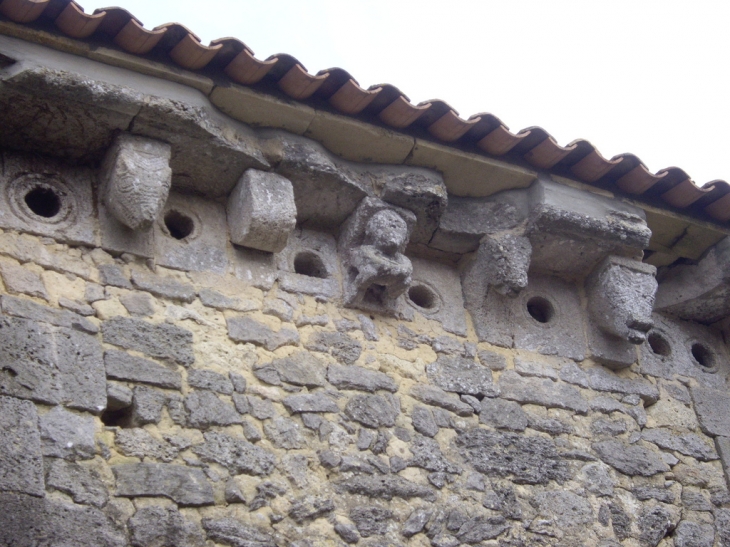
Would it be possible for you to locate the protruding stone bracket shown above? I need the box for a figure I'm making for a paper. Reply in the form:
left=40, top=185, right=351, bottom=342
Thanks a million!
left=586, top=255, right=658, bottom=369
left=100, top=133, right=172, bottom=231
left=339, top=197, right=416, bottom=315
left=227, top=168, right=297, bottom=253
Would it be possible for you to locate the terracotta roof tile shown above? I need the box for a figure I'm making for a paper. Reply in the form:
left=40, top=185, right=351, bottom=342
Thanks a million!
left=0, top=0, right=728, bottom=225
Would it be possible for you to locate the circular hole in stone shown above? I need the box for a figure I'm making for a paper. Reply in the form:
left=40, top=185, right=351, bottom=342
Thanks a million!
left=293, top=251, right=328, bottom=278
left=24, top=186, right=61, bottom=218
left=647, top=332, right=671, bottom=357
left=164, top=210, right=195, bottom=240
left=526, top=296, right=554, bottom=324
left=408, top=284, right=438, bottom=310
left=691, top=342, right=715, bottom=368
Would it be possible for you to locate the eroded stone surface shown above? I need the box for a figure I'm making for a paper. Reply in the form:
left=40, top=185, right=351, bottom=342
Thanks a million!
left=0, top=395, right=43, bottom=496
left=113, top=463, right=214, bottom=506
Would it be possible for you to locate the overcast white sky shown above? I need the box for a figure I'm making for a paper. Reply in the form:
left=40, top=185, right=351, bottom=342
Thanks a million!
left=82, top=0, right=730, bottom=185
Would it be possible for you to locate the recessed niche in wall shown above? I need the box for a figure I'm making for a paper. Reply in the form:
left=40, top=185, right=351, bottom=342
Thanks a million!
left=294, top=251, right=329, bottom=278
left=690, top=342, right=716, bottom=371
left=163, top=209, right=196, bottom=240
left=8, top=175, right=74, bottom=226
left=647, top=331, right=671, bottom=357
left=526, top=296, right=554, bottom=324
left=407, top=283, right=441, bottom=313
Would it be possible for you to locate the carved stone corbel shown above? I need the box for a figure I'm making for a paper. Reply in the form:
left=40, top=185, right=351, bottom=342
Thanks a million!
left=339, top=197, right=416, bottom=315
left=586, top=255, right=658, bottom=369
left=100, top=134, right=172, bottom=231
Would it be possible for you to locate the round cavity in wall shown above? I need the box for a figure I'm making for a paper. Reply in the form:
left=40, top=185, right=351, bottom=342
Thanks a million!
left=407, top=283, right=440, bottom=313
left=24, top=186, right=61, bottom=218
left=164, top=210, right=195, bottom=240
left=294, top=251, right=328, bottom=278
left=690, top=342, right=716, bottom=370
left=526, top=296, right=554, bottom=324
left=647, top=331, right=671, bottom=357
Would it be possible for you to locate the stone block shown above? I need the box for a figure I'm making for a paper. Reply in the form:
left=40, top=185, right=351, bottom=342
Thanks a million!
left=202, top=517, right=276, bottom=547
left=327, top=363, right=397, bottom=393
left=129, top=505, right=205, bottom=547
left=264, top=416, right=305, bottom=449
left=691, top=385, right=730, bottom=437
left=0, top=492, right=126, bottom=547
left=273, top=135, right=371, bottom=228
left=184, top=390, right=241, bottom=428
left=0, top=395, right=43, bottom=496
left=2, top=294, right=97, bottom=334
left=350, top=505, right=392, bottom=537
left=231, top=246, right=278, bottom=290
left=39, top=406, right=96, bottom=460
left=98, top=197, right=155, bottom=257
left=99, top=133, right=172, bottom=231
left=283, top=393, right=339, bottom=413
left=306, top=331, right=362, bottom=364
left=46, top=459, right=108, bottom=507
left=673, top=521, right=714, bottom=547
left=115, top=428, right=178, bottom=462
left=0, top=258, right=48, bottom=299
left=586, top=366, right=659, bottom=405
left=102, top=316, right=195, bottom=366
left=130, top=269, right=196, bottom=302
left=276, top=228, right=341, bottom=300
left=345, top=394, right=399, bottom=428
left=592, top=440, right=669, bottom=476
left=227, top=315, right=299, bottom=351
left=193, top=431, right=275, bottom=476
left=255, top=351, right=326, bottom=388
left=154, top=192, right=229, bottom=274
left=106, top=381, right=133, bottom=411
left=113, top=463, right=214, bottom=506
left=130, top=386, right=166, bottom=426
left=336, top=474, right=436, bottom=501
left=104, top=350, right=182, bottom=389
left=499, top=370, right=589, bottom=414
left=187, top=369, right=233, bottom=394
left=586, top=256, right=657, bottom=369
left=0, top=316, right=105, bottom=412
left=410, top=385, right=474, bottom=416
left=426, top=355, right=498, bottom=398
left=227, top=168, right=296, bottom=253
left=480, top=398, right=528, bottom=431
left=408, top=257, right=467, bottom=336
left=0, top=152, right=96, bottom=245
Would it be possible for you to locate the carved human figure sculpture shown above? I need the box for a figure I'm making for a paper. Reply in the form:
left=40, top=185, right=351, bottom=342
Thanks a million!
left=587, top=255, right=658, bottom=344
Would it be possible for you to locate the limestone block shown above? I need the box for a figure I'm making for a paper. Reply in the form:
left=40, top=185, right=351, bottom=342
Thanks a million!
left=155, top=192, right=228, bottom=274
left=231, top=246, right=278, bottom=290
left=426, top=355, right=498, bottom=398
left=39, top=406, right=96, bottom=460
left=339, top=197, right=416, bottom=315
left=690, top=385, right=730, bottom=437
left=592, top=440, right=669, bottom=476
left=408, top=257, right=467, bottom=336
left=113, top=463, right=214, bottom=506
left=129, top=506, right=205, bottom=547
left=102, top=316, right=194, bottom=366
left=276, top=228, right=341, bottom=300
left=462, top=233, right=532, bottom=303
left=0, top=151, right=96, bottom=245
left=104, top=350, right=182, bottom=389
left=227, top=168, right=296, bottom=253
left=0, top=396, right=43, bottom=496
left=655, top=236, right=730, bottom=323
left=46, top=459, right=108, bottom=507
left=272, top=134, right=371, bottom=228
left=193, top=431, right=275, bottom=476
left=586, top=256, right=657, bottom=369
left=100, top=133, right=171, bottom=231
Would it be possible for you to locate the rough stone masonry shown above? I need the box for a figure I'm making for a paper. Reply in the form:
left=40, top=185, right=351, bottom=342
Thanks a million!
left=0, top=31, right=730, bottom=547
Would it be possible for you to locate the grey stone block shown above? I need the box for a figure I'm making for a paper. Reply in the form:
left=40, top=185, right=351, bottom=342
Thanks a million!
left=306, top=331, right=362, bottom=364
left=39, top=405, right=96, bottom=460
left=264, top=416, right=305, bottom=449
left=592, top=440, right=669, bottom=476
left=283, top=392, right=339, bottom=413
left=231, top=246, right=278, bottom=290
left=187, top=369, right=233, bottom=394
left=202, top=517, right=276, bottom=547
left=106, top=381, right=133, bottom=411
left=410, top=384, right=474, bottom=416
left=119, top=292, right=154, bottom=316
left=641, top=428, right=717, bottom=461
left=0, top=492, right=126, bottom=547
left=0, top=153, right=97, bottom=245
left=58, top=297, right=94, bottom=316
left=114, top=463, right=214, bottom=506
left=98, top=264, right=131, bottom=289
left=638, top=505, right=674, bottom=547
left=289, top=495, right=335, bottom=523
left=345, top=394, right=399, bottom=428
left=185, top=390, right=241, bottom=428
left=227, top=315, right=300, bottom=351
left=409, top=435, right=461, bottom=474
left=276, top=228, right=341, bottom=300
left=478, top=349, right=507, bottom=371
left=0, top=259, right=47, bottom=299
left=412, top=405, right=439, bottom=437
left=155, top=192, right=229, bottom=274
left=227, top=168, right=296, bottom=253
left=327, top=363, right=397, bottom=393
left=115, top=428, right=178, bottom=462
left=100, top=133, right=172, bottom=230
left=99, top=199, right=155, bottom=257
left=130, top=269, right=196, bottom=302
left=0, top=315, right=105, bottom=412
left=104, top=349, right=182, bottom=389
left=336, top=474, right=436, bottom=501
left=426, top=355, right=498, bottom=398
left=255, top=351, right=326, bottom=388
left=457, top=428, right=570, bottom=485
left=499, top=370, right=589, bottom=414
left=129, top=505, right=205, bottom=547
left=46, top=459, right=108, bottom=507
left=533, top=491, right=593, bottom=528
left=406, top=257, right=467, bottom=336
left=456, top=516, right=510, bottom=544
left=350, top=505, right=392, bottom=537
left=130, top=385, right=166, bottom=426
left=335, top=521, right=360, bottom=544
left=193, top=431, right=276, bottom=476
left=0, top=395, right=43, bottom=496
left=2, top=294, right=97, bottom=334
left=102, top=316, right=194, bottom=366
left=480, top=398, right=528, bottom=431
left=198, top=288, right=255, bottom=312
left=586, top=366, right=659, bottom=404
left=578, top=462, right=615, bottom=496
left=673, top=521, right=714, bottom=547
left=691, top=385, right=730, bottom=437
left=274, top=135, right=370, bottom=228
left=402, top=508, right=432, bottom=537
left=247, top=395, right=275, bottom=420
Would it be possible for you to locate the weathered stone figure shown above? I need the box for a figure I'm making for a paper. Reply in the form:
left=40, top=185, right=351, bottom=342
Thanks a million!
left=346, top=209, right=413, bottom=310
left=100, top=134, right=172, bottom=231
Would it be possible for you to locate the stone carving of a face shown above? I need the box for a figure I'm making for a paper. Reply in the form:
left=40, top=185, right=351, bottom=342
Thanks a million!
left=587, top=256, right=657, bottom=344
left=363, top=209, right=408, bottom=256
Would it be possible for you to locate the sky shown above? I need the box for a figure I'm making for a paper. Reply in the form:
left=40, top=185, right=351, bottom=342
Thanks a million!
left=80, top=0, right=730, bottom=186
